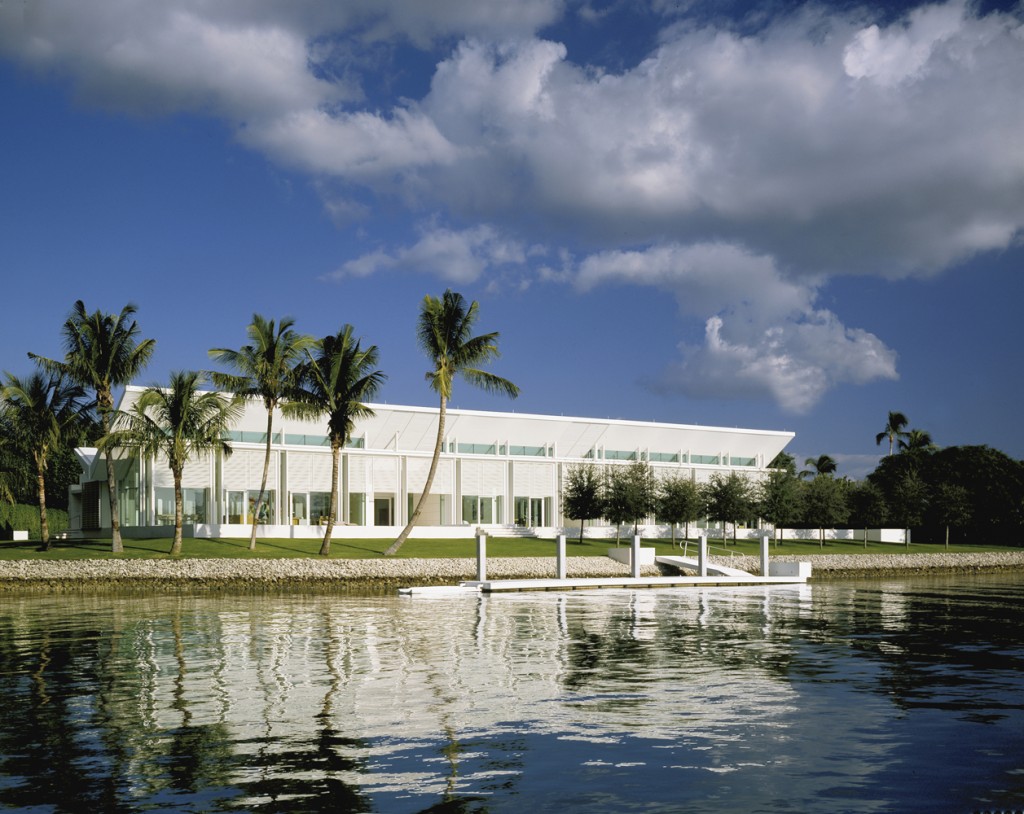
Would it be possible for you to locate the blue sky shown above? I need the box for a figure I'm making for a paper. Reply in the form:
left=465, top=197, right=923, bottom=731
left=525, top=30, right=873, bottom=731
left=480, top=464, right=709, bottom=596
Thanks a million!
left=1, top=0, right=1022, bottom=478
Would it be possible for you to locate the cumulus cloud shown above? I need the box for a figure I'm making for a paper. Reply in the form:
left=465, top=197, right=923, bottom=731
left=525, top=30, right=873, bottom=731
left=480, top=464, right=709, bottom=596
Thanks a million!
left=4, top=0, right=1020, bottom=279
left=2, top=0, right=1018, bottom=411
left=661, top=312, right=898, bottom=414
left=575, top=241, right=898, bottom=412
left=327, top=224, right=528, bottom=282
left=414, top=2, right=1024, bottom=274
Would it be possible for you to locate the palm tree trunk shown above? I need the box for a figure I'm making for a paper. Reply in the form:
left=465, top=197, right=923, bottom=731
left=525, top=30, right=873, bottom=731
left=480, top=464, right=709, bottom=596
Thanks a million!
left=320, top=440, right=340, bottom=557
left=100, top=397, right=124, bottom=554
left=250, top=408, right=274, bottom=550
left=170, top=470, right=184, bottom=556
left=386, top=394, right=446, bottom=556
left=36, top=453, right=50, bottom=551
left=105, top=445, right=123, bottom=553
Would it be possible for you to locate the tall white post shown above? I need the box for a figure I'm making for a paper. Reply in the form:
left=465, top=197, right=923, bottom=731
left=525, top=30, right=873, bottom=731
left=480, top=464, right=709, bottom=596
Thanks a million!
left=476, top=532, right=487, bottom=582
left=760, top=532, right=770, bottom=577
left=556, top=533, right=567, bottom=580
left=631, top=534, right=641, bottom=578
left=698, top=531, right=708, bottom=577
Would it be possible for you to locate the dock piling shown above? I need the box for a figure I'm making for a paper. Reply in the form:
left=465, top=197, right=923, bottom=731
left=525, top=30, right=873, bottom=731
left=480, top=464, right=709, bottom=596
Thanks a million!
left=476, top=532, right=487, bottom=581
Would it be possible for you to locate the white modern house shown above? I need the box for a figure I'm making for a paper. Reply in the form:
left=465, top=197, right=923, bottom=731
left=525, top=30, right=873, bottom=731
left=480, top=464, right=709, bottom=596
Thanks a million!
left=67, top=386, right=794, bottom=539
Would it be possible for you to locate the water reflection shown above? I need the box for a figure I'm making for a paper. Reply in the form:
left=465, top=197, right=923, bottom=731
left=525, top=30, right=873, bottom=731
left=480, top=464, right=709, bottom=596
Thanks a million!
left=0, top=575, right=1022, bottom=812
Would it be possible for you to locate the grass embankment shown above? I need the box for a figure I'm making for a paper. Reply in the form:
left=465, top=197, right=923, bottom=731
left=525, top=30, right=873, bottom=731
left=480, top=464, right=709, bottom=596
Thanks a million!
left=0, top=535, right=1017, bottom=561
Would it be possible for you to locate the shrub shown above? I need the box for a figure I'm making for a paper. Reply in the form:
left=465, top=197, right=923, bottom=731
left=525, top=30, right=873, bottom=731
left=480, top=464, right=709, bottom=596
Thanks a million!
left=0, top=503, right=69, bottom=540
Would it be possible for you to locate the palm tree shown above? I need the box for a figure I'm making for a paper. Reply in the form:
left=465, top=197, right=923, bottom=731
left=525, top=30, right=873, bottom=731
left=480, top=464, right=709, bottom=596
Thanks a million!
left=102, top=371, right=242, bottom=556
left=2, top=371, right=88, bottom=549
left=876, top=410, right=909, bottom=456
left=385, top=290, right=519, bottom=555
left=208, top=315, right=313, bottom=549
left=30, top=301, right=155, bottom=553
left=898, top=428, right=936, bottom=453
left=800, top=454, right=837, bottom=479
left=289, top=326, right=386, bottom=556
left=0, top=409, right=17, bottom=505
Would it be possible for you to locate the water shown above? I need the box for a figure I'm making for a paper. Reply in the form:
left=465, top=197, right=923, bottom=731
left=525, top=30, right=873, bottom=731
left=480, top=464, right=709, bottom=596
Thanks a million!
left=1, top=574, right=1022, bottom=813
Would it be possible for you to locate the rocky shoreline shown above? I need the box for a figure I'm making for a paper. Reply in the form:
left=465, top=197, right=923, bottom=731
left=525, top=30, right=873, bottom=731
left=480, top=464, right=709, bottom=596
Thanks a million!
left=0, top=550, right=1021, bottom=591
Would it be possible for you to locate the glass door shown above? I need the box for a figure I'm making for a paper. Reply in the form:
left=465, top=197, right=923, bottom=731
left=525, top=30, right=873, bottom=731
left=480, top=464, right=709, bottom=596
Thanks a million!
left=291, top=493, right=308, bottom=525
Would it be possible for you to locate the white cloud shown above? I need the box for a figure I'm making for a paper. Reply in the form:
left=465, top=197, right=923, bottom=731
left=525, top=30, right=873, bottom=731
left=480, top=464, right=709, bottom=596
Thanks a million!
left=4, top=1, right=1020, bottom=279
left=660, top=311, right=898, bottom=414
left=413, top=3, right=1023, bottom=275
left=842, top=0, right=966, bottom=86
left=328, top=224, right=527, bottom=282
left=575, top=241, right=897, bottom=412
left=2, top=0, right=1018, bottom=412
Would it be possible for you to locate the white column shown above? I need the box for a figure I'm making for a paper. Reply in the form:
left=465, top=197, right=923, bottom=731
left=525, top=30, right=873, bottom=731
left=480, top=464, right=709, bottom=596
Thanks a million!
left=760, top=532, right=770, bottom=577
left=556, top=534, right=566, bottom=580
left=698, top=531, right=708, bottom=577
left=631, top=534, right=641, bottom=578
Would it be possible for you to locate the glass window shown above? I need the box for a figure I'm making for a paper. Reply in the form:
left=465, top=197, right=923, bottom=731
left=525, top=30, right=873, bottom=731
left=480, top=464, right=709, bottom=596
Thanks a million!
left=374, top=497, right=393, bottom=526
left=291, top=493, right=308, bottom=525
left=155, top=487, right=175, bottom=525
left=348, top=493, right=365, bottom=525
left=691, top=454, right=720, bottom=465
left=462, top=495, right=480, bottom=524
left=311, top=492, right=333, bottom=524
left=514, top=497, right=530, bottom=526
left=226, top=491, right=245, bottom=524
left=248, top=490, right=275, bottom=524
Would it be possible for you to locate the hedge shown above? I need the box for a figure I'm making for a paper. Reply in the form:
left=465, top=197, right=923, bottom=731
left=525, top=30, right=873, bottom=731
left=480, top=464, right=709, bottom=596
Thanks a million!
left=0, top=504, right=69, bottom=540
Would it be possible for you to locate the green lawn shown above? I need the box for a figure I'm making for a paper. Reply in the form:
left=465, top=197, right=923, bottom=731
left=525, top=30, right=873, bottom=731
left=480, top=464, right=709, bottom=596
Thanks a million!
left=0, top=534, right=1017, bottom=561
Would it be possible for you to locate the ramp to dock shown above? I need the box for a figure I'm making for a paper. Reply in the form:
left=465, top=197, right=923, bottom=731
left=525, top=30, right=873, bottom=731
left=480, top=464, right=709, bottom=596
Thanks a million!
left=655, top=555, right=755, bottom=577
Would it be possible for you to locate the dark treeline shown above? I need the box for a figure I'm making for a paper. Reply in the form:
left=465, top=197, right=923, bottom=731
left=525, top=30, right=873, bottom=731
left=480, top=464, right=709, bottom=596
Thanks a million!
left=563, top=432, right=1024, bottom=548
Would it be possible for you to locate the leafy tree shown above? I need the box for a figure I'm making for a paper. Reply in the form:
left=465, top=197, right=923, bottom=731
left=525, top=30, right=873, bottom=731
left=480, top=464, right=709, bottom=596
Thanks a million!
left=847, top=480, right=888, bottom=548
left=604, top=461, right=657, bottom=540
left=0, top=409, right=18, bottom=505
left=704, top=471, right=754, bottom=544
left=802, top=474, right=849, bottom=548
left=103, top=371, right=242, bottom=556
left=757, top=468, right=803, bottom=547
left=931, top=483, right=972, bottom=549
left=562, top=463, right=605, bottom=544
left=209, top=315, right=313, bottom=549
left=876, top=410, right=909, bottom=457
left=386, top=290, right=518, bottom=556
left=1, top=371, right=88, bottom=548
left=603, top=466, right=630, bottom=545
left=922, top=445, right=1024, bottom=537
left=800, top=454, right=837, bottom=479
left=30, top=300, right=155, bottom=552
left=289, top=326, right=385, bottom=556
left=657, top=475, right=703, bottom=547
left=889, top=471, right=929, bottom=547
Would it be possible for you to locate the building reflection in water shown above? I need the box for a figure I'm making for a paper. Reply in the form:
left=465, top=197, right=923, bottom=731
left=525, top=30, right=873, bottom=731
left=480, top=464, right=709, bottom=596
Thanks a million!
left=3, top=577, right=1021, bottom=812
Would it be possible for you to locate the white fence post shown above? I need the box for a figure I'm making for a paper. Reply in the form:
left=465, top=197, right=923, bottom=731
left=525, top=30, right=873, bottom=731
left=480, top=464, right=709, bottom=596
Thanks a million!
left=556, top=533, right=567, bottom=580
left=760, top=532, right=770, bottom=577
left=631, top=534, right=641, bottom=578
left=698, top=531, right=708, bottom=577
